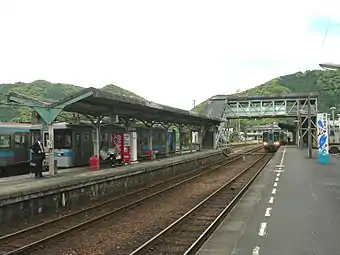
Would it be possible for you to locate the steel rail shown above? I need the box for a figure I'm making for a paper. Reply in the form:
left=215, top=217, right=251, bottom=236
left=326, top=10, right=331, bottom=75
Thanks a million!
left=129, top=153, right=271, bottom=255
left=183, top=154, right=272, bottom=255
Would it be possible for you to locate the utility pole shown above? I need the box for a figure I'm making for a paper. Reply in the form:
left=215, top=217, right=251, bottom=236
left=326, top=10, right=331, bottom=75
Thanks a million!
left=307, top=72, right=312, bottom=158
left=330, top=106, right=336, bottom=143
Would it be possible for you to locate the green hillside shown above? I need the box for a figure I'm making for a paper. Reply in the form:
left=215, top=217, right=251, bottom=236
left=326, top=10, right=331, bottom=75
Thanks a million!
left=193, top=69, right=340, bottom=126
left=0, top=80, right=144, bottom=122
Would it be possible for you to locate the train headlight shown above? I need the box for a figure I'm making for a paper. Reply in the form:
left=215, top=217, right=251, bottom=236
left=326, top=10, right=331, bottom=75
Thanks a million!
left=274, top=141, right=280, bottom=146
left=263, top=142, right=268, bottom=146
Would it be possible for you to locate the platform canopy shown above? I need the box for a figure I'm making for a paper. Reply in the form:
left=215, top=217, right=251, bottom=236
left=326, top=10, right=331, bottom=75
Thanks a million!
left=7, top=87, right=222, bottom=126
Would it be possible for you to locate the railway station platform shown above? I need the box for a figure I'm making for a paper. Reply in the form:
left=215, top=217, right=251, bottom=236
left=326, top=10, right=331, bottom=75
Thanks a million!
left=0, top=148, right=239, bottom=225
left=196, top=146, right=340, bottom=255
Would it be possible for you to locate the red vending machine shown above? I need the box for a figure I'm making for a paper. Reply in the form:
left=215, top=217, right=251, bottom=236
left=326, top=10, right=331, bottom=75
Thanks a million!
left=112, top=132, right=131, bottom=164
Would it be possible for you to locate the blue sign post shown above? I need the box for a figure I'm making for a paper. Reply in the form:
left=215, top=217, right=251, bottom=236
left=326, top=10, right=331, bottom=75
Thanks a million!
left=317, top=113, right=329, bottom=164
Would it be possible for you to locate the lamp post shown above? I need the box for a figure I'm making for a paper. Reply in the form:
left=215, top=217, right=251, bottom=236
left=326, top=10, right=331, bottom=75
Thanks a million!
left=330, top=106, right=336, bottom=143
left=305, top=72, right=312, bottom=158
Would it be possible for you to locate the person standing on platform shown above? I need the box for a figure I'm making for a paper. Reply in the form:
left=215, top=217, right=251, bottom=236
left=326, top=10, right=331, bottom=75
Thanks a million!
left=30, top=136, right=45, bottom=178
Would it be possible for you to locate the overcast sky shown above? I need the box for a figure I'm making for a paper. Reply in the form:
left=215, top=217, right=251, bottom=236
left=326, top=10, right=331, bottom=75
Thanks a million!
left=0, top=0, right=339, bottom=110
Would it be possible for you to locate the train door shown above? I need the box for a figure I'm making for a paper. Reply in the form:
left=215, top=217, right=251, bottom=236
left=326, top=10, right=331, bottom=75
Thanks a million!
left=74, top=132, right=82, bottom=166
left=82, top=131, right=93, bottom=163
left=274, top=132, right=280, bottom=143
left=13, top=132, right=28, bottom=164
left=262, top=132, right=268, bottom=143
left=22, top=133, right=29, bottom=162
left=29, top=130, right=42, bottom=166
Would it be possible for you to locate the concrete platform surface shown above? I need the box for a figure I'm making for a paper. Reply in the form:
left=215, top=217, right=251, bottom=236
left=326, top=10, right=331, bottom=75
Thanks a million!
left=196, top=146, right=340, bottom=255
left=0, top=149, right=218, bottom=201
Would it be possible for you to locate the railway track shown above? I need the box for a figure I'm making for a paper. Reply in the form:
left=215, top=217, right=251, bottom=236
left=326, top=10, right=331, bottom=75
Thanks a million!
left=0, top=145, right=262, bottom=255
left=129, top=153, right=272, bottom=255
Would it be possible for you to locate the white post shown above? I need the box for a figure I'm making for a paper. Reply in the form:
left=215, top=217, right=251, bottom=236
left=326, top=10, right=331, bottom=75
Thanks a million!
left=148, top=127, right=153, bottom=160
left=130, top=131, right=138, bottom=162
left=165, top=129, right=169, bottom=157
left=95, top=123, right=100, bottom=157
left=213, top=127, right=217, bottom=149
left=190, top=130, right=193, bottom=152
left=48, top=124, right=56, bottom=176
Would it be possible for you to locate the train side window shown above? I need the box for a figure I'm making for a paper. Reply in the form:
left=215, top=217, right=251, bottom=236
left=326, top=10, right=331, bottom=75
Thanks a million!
left=54, top=130, right=72, bottom=149
left=14, top=134, right=23, bottom=148
left=14, top=134, right=21, bottom=144
left=65, top=133, right=72, bottom=148
left=0, top=135, right=11, bottom=148
left=54, top=134, right=63, bottom=149
left=21, top=134, right=26, bottom=144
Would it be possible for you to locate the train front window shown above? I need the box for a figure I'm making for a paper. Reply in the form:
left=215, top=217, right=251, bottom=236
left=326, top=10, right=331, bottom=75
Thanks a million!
left=0, top=135, right=11, bottom=148
left=54, top=130, right=72, bottom=149
left=262, top=132, right=268, bottom=142
left=268, top=133, right=273, bottom=141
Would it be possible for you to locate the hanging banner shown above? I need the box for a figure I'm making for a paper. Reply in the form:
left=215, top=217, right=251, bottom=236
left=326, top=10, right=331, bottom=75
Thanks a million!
left=317, top=113, right=329, bottom=164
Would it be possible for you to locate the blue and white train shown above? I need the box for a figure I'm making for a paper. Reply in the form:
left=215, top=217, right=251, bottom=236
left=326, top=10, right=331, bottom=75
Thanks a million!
left=0, top=122, right=177, bottom=175
left=0, top=123, right=31, bottom=167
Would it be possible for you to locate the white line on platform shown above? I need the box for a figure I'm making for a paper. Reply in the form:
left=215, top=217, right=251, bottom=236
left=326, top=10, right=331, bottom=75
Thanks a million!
left=252, top=246, right=260, bottom=255
left=280, top=146, right=286, bottom=165
left=265, top=207, right=272, bottom=216
left=277, top=173, right=280, bottom=177
left=258, top=222, right=267, bottom=236
left=274, top=169, right=284, bottom=173
left=269, top=196, right=274, bottom=203
left=272, top=188, right=276, bottom=194
left=273, top=182, right=278, bottom=187
left=275, top=177, right=279, bottom=181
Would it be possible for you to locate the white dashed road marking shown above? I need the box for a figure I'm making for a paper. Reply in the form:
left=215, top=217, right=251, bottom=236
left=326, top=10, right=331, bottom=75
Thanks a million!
left=265, top=208, right=272, bottom=216
left=252, top=146, right=286, bottom=254
left=258, top=222, right=267, bottom=236
left=252, top=246, right=260, bottom=254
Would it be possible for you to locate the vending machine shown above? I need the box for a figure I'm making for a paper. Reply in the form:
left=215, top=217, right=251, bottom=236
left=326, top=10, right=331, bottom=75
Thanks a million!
left=112, top=132, right=131, bottom=164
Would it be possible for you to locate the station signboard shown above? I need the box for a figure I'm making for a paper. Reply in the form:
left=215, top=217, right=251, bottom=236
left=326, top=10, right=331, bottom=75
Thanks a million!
left=317, top=113, right=329, bottom=164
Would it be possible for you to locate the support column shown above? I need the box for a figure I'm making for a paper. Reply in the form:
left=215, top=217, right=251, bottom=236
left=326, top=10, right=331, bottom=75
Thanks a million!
left=48, top=124, right=56, bottom=176
left=95, top=120, right=100, bottom=169
left=165, top=129, right=169, bottom=157
left=148, top=127, right=153, bottom=160
left=198, top=128, right=204, bottom=151
left=213, top=126, right=217, bottom=149
left=130, top=131, right=138, bottom=163
left=190, top=129, right=193, bottom=153
left=179, top=125, right=183, bottom=155
left=307, top=94, right=312, bottom=158
left=297, top=100, right=303, bottom=149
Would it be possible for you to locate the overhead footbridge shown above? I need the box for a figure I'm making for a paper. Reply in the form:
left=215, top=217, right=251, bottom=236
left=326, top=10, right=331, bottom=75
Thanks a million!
left=203, top=93, right=318, bottom=150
